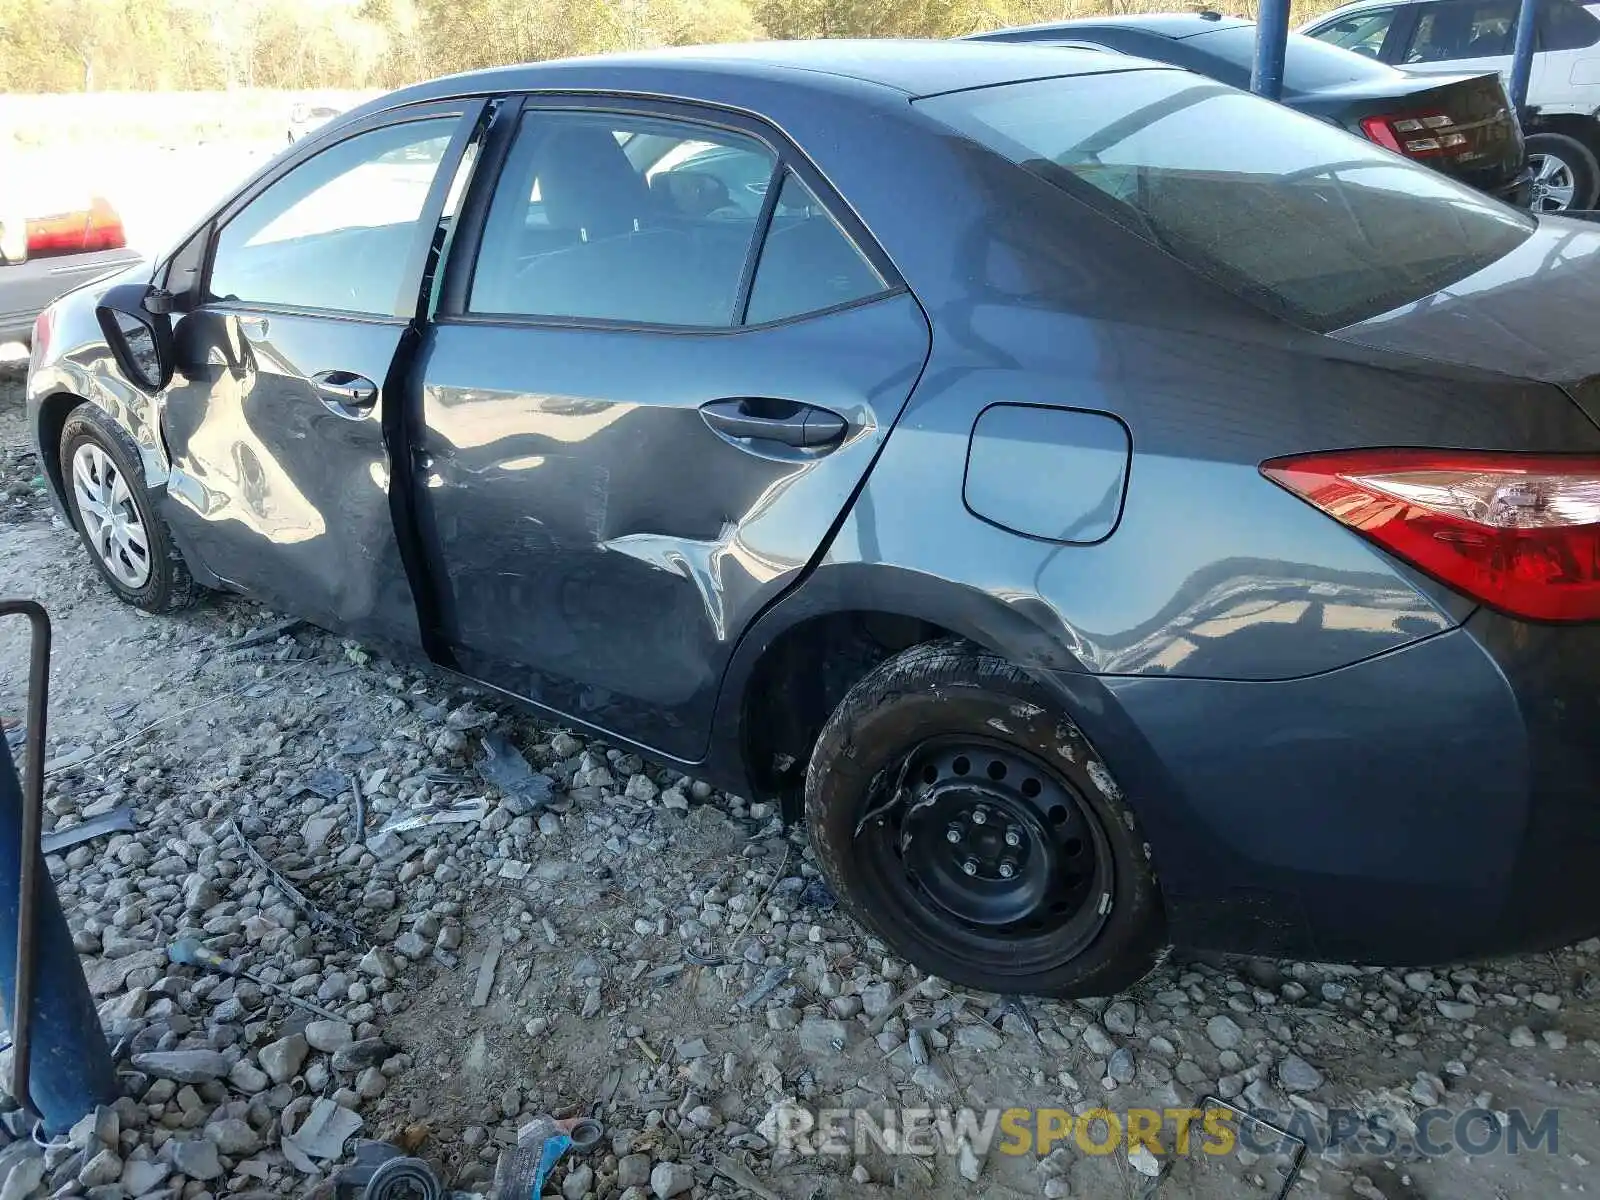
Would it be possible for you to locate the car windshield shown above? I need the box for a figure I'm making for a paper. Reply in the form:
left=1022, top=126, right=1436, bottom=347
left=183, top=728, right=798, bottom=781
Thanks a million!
left=1184, top=26, right=1406, bottom=91
left=915, top=69, right=1533, bottom=331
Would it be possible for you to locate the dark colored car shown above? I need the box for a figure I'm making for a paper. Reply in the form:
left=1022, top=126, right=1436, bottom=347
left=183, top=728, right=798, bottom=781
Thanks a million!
left=969, top=13, right=1531, bottom=204
left=25, top=40, right=1600, bottom=998
left=0, top=189, right=140, bottom=352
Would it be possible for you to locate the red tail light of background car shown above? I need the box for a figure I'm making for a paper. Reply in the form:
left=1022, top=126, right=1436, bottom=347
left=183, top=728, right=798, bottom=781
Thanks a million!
left=25, top=197, right=125, bottom=259
left=1263, top=449, right=1600, bottom=623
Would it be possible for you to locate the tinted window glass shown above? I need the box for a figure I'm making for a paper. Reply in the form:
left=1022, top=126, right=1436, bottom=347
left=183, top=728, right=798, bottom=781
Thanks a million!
left=210, top=119, right=455, bottom=314
left=1188, top=27, right=1409, bottom=90
left=1406, top=0, right=1517, bottom=61
left=1307, top=7, right=1399, bottom=57
left=469, top=111, right=776, bottom=326
left=1541, top=0, right=1600, bottom=49
left=744, top=172, right=885, bottom=325
left=917, top=71, right=1532, bottom=332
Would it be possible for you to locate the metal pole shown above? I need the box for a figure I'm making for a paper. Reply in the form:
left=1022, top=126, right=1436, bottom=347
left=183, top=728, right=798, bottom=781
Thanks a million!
left=1509, top=0, right=1539, bottom=112
left=0, top=601, right=115, bottom=1133
left=1253, top=0, right=1293, bottom=101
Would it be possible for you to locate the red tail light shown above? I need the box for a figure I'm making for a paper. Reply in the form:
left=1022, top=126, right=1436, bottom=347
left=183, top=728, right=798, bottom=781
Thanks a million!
left=1262, top=449, right=1600, bottom=623
left=25, top=197, right=125, bottom=259
left=1359, top=112, right=1471, bottom=159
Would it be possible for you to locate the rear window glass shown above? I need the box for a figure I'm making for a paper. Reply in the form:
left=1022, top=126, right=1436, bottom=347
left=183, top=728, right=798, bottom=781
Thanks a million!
left=1185, top=27, right=1408, bottom=92
left=915, top=70, right=1533, bottom=332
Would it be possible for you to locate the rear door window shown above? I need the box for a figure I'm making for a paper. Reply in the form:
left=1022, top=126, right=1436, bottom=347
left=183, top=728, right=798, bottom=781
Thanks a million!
left=916, top=69, right=1533, bottom=332
left=744, top=171, right=886, bottom=324
left=468, top=110, right=776, bottom=326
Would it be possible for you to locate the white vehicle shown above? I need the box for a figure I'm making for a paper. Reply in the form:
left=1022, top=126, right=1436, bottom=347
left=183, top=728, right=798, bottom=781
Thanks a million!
left=286, top=103, right=342, bottom=145
left=1302, top=0, right=1600, bottom=209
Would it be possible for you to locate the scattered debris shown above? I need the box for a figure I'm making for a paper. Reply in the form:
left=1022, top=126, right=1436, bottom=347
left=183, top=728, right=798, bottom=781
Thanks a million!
left=302, top=765, right=348, bottom=800
left=715, top=1155, right=783, bottom=1200
left=223, top=616, right=305, bottom=650
left=285, top=1097, right=363, bottom=1163
left=350, top=770, right=366, bottom=843
left=168, top=936, right=347, bottom=1022
left=478, top=731, right=556, bottom=811
left=375, top=798, right=488, bottom=836
left=227, top=817, right=363, bottom=946
left=40, top=804, right=135, bottom=854
left=736, top=964, right=792, bottom=1010
left=471, top=935, right=502, bottom=1008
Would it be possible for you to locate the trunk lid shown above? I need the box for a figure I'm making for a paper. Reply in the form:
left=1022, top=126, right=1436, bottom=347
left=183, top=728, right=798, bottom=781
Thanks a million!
left=1330, top=216, right=1600, bottom=423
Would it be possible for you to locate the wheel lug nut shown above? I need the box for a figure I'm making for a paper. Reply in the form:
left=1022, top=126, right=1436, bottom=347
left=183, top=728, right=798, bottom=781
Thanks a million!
left=961, top=858, right=979, bottom=876
left=998, top=861, right=1016, bottom=879
left=1004, top=828, right=1022, bottom=847
left=945, top=825, right=962, bottom=844
left=971, top=807, right=988, bottom=825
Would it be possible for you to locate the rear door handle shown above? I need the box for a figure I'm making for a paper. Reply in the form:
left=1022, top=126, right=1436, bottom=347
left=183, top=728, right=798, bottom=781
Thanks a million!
left=700, top=398, right=846, bottom=449
left=312, top=369, right=379, bottom=418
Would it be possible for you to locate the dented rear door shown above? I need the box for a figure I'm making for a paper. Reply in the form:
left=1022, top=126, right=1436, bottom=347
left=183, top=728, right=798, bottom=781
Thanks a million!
left=412, top=96, right=930, bottom=760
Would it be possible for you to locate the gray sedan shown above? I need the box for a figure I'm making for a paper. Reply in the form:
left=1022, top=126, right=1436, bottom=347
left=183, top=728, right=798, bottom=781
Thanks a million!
left=24, top=40, right=1600, bottom=997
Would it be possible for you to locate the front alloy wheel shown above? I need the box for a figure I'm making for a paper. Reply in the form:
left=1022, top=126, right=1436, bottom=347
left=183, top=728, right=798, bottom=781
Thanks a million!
left=59, top=406, right=200, bottom=613
left=71, top=442, right=150, bottom=589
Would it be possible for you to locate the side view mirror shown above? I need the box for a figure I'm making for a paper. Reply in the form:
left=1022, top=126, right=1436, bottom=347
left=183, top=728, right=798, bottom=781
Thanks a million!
left=95, top=282, right=174, bottom=393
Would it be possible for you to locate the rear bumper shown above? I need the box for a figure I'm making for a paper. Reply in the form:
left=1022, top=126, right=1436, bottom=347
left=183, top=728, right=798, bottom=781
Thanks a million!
left=1084, top=611, right=1600, bottom=964
left=1487, top=166, right=1534, bottom=208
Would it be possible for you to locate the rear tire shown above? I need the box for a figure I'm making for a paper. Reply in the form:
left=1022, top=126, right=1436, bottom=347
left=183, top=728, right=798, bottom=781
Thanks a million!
left=60, top=406, right=200, bottom=614
left=1526, top=132, right=1600, bottom=211
left=804, top=639, right=1167, bottom=998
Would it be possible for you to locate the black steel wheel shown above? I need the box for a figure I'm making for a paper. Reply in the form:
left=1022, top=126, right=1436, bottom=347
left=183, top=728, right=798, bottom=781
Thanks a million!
left=806, top=640, right=1166, bottom=997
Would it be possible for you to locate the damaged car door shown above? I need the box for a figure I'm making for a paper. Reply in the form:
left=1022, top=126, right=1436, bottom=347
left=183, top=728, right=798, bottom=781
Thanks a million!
left=158, top=102, right=482, bottom=644
left=413, top=98, right=931, bottom=759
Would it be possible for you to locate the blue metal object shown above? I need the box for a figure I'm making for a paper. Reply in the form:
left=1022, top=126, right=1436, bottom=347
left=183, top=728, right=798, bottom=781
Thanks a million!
left=1509, top=0, right=1540, bottom=110
left=1252, top=0, right=1292, bottom=99
left=0, top=601, right=115, bottom=1133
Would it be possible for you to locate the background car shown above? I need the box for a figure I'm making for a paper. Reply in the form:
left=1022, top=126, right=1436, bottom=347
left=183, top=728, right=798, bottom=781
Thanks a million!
left=25, top=41, right=1600, bottom=998
left=1303, top=0, right=1600, bottom=208
left=286, top=103, right=342, bottom=144
left=970, top=13, right=1530, bottom=205
left=0, top=185, right=141, bottom=358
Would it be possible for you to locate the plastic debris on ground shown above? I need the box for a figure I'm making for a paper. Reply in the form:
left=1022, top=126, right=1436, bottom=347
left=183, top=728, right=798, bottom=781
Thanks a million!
left=491, top=1115, right=602, bottom=1200
left=227, top=817, right=364, bottom=946
left=41, top=804, right=135, bottom=855
left=477, top=731, right=555, bottom=813
left=285, top=1097, right=364, bottom=1166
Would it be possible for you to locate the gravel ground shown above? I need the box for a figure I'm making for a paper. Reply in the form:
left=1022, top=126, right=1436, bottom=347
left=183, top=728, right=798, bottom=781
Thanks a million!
left=2, top=372, right=1599, bottom=1200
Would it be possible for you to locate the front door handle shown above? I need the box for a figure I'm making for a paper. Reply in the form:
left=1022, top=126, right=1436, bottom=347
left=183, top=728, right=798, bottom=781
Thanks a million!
left=700, top=398, right=846, bottom=449
left=312, top=370, right=378, bottom=418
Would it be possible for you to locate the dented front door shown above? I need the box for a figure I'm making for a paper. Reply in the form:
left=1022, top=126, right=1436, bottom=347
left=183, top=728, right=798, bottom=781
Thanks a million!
left=415, top=294, right=929, bottom=760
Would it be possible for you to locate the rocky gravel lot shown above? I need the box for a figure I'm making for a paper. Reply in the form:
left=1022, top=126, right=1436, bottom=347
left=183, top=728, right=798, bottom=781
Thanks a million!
left=2, top=374, right=1600, bottom=1200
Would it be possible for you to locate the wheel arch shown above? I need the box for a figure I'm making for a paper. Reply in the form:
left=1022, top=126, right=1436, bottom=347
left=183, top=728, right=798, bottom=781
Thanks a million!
left=1525, top=112, right=1600, bottom=163
left=713, top=564, right=1171, bottom=823
left=32, top=389, right=90, bottom=528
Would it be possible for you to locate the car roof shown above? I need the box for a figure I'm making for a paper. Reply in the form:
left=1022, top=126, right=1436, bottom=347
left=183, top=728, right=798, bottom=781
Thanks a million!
left=385, top=39, right=1134, bottom=106
left=972, top=13, right=1255, bottom=41
left=1304, top=0, right=1393, bottom=16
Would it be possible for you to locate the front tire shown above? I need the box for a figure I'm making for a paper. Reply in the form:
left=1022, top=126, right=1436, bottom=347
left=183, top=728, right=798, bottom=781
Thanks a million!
left=1525, top=132, right=1600, bottom=212
left=805, top=640, right=1166, bottom=998
left=60, top=407, right=199, bottom=613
